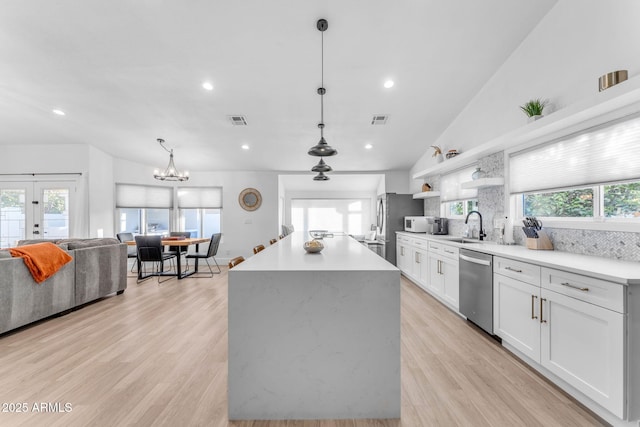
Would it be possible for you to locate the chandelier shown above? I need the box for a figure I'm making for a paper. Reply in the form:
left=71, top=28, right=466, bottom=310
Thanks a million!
left=153, top=138, right=189, bottom=181
left=308, top=18, right=337, bottom=181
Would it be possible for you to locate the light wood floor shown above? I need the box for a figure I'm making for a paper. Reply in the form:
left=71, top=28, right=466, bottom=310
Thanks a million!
left=0, top=268, right=606, bottom=426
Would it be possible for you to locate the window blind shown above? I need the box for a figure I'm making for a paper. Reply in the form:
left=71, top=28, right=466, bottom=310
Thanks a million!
left=510, top=114, right=640, bottom=194
left=115, top=184, right=173, bottom=208
left=440, top=166, right=478, bottom=202
left=177, top=187, right=223, bottom=208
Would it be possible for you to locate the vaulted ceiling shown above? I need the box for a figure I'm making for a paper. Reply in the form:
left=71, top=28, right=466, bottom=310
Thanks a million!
left=0, top=0, right=557, bottom=172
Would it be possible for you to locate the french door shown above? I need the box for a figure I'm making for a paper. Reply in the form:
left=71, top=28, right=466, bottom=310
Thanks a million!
left=0, top=180, right=75, bottom=248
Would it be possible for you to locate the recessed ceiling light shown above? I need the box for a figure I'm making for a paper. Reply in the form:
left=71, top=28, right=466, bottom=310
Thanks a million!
left=241, top=144, right=250, bottom=150
left=365, top=143, right=373, bottom=149
left=383, top=80, right=394, bottom=89
left=202, top=81, right=214, bottom=91
left=52, top=109, right=65, bottom=116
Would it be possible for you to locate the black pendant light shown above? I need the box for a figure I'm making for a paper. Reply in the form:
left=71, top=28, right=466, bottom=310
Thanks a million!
left=313, top=171, right=330, bottom=181
left=308, top=19, right=337, bottom=160
left=311, top=158, right=332, bottom=173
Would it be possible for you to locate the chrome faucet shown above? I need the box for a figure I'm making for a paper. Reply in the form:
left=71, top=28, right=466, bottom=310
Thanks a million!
left=465, top=210, right=486, bottom=241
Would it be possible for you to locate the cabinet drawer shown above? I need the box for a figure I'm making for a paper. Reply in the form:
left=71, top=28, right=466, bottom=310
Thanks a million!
left=397, top=235, right=411, bottom=244
left=494, top=257, right=540, bottom=286
left=428, top=241, right=458, bottom=259
left=541, top=268, right=625, bottom=314
left=412, top=238, right=428, bottom=249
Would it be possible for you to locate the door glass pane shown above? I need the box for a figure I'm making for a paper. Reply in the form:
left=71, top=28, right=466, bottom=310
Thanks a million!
left=1, top=189, right=26, bottom=247
left=42, top=188, right=69, bottom=240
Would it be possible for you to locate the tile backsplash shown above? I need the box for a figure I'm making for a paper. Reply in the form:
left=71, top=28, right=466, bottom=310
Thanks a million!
left=423, top=151, right=640, bottom=262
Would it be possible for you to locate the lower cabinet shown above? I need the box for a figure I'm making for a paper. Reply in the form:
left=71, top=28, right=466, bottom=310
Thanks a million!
left=540, top=288, right=624, bottom=418
left=412, top=247, right=429, bottom=286
left=493, top=273, right=541, bottom=361
left=395, top=234, right=459, bottom=311
left=494, top=259, right=625, bottom=419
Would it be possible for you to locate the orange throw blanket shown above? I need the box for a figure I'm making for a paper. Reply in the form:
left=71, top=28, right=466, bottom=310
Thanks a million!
left=9, top=242, right=73, bottom=284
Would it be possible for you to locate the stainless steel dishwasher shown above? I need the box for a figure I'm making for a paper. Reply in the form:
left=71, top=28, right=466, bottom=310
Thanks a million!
left=459, top=248, right=494, bottom=335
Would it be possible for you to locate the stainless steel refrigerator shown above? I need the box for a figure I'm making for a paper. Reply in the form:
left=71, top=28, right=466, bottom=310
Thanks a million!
left=376, top=193, right=424, bottom=266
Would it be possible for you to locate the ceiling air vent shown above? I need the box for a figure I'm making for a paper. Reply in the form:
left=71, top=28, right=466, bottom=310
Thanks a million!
left=228, top=115, right=248, bottom=126
left=371, top=115, right=388, bottom=125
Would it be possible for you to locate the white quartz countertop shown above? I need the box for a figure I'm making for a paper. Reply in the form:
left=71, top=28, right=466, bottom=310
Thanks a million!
left=234, top=232, right=398, bottom=272
left=397, top=231, right=640, bottom=286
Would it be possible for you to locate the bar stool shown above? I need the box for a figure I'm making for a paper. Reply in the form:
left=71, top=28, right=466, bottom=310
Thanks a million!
left=269, top=238, right=277, bottom=245
left=253, top=244, right=265, bottom=254
left=228, top=256, right=245, bottom=269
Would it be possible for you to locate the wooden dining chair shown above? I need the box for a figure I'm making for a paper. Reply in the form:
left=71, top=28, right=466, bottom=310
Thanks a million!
left=269, top=238, right=277, bottom=245
left=279, top=234, right=285, bottom=240
left=253, top=244, right=265, bottom=254
left=228, top=256, right=245, bottom=269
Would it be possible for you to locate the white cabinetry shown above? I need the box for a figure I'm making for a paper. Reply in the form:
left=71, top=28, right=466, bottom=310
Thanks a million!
left=494, top=257, right=625, bottom=418
left=412, top=239, right=429, bottom=286
left=396, top=235, right=413, bottom=277
left=540, top=271, right=624, bottom=418
left=493, top=273, right=541, bottom=361
left=395, top=234, right=460, bottom=311
left=427, top=241, right=459, bottom=310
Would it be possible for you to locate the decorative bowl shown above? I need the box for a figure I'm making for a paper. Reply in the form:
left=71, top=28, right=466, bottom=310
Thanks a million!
left=303, top=240, right=324, bottom=253
left=309, top=230, right=328, bottom=239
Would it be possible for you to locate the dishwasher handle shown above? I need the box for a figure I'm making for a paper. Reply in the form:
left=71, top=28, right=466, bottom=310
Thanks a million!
left=459, top=253, right=492, bottom=266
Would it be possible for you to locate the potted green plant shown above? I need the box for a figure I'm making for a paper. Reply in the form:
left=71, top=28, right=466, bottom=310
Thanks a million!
left=520, top=98, right=547, bottom=122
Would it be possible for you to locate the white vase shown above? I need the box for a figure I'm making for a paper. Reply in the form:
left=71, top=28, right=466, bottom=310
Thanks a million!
left=527, top=114, right=543, bottom=123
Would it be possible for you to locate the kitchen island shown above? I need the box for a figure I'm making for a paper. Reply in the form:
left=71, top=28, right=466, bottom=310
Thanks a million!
left=228, top=232, right=400, bottom=420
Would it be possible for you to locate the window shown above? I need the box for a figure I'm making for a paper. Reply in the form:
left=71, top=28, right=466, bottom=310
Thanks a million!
left=177, top=187, right=222, bottom=238
left=116, top=184, right=173, bottom=235
left=291, top=199, right=371, bottom=235
left=440, top=166, right=478, bottom=219
left=179, top=208, right=221, bottom=238
left=516, top=180, right=640, bottom=221
left=116, top=185, right=223, bottom=237
left=510, top=115, right=640, bottom=226
left=446, top=199, right=479, bottom=218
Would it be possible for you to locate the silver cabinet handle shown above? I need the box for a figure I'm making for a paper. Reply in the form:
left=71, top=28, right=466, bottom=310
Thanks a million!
left=401, top=247, right=404, bottom=256
left=561, top=282, right=589, bottom=292
left=540, top=297, right=547, bottom=324
left=505, top=266, right=523, bottom=273
left=459, top=254, right=491, bottom=266
left=415, top=252, right=420, bottom=264
left=531, top=295, right=538, bottom=320
left=444, top=249, right=455, bottom=254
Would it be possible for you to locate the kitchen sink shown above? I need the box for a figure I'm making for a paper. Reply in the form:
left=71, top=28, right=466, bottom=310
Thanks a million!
left=446, top=238, right=481, bottom=244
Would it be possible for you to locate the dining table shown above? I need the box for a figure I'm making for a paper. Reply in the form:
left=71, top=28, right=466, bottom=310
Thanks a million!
left=126, top=237, right=210, bottom=280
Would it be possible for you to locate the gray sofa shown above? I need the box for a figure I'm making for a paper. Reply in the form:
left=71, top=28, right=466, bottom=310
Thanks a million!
left=0, top=238, right=127, bottom=335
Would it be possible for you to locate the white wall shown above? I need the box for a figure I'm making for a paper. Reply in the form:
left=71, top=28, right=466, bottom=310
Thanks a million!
left=88, top=145, right=114, bottom=237
left=411, top=0, right=640, bottom=175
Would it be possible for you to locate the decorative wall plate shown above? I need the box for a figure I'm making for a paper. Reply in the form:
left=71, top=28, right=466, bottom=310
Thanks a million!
left=239, top=188, right=262, bottom=211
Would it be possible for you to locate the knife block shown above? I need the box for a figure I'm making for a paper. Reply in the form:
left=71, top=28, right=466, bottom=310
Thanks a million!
left=526, top=230, right=554, bottom=250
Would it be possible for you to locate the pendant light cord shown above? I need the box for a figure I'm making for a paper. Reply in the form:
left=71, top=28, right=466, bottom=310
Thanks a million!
left=320, top=28, right=324, bottom=137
